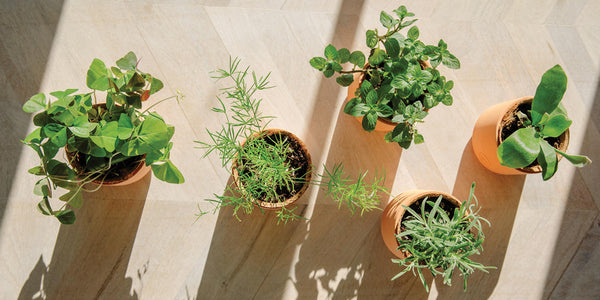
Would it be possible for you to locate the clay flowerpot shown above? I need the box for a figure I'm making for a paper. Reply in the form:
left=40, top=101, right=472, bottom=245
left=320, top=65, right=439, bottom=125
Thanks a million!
left=65, top=103, right=151, bottom=187
left=471, top=97, right=570, bottom=175
left=232, top=128, right=312, bottom=209
left=381, top=190, right=462, bottom=259
left=346, top=61, right=432, bottom=133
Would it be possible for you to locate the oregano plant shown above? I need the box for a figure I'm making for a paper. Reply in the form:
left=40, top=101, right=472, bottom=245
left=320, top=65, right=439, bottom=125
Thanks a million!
left=22, top=51, right=184, bottom=224
left=497, top=65, right=591, bottom=180
left=310, top=5, right=460, bottom=149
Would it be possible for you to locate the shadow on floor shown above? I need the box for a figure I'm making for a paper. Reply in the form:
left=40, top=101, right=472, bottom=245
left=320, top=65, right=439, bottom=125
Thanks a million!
left=18, top=171, right=151, bottom=300
left=543, top=77, right=600, bottom=299
left=434, top=139, right=525, bottom=299
left=0, top=0, right=64, bottom=232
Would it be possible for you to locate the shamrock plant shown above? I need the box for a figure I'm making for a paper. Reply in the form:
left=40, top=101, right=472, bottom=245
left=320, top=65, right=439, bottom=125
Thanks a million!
left=392, top=183, right=495, bottom=292
left=497, top=65, right=591, bottom=180
left=22, top=51, right=184, bottom=224
left=310, top=5, right=459, bottom=149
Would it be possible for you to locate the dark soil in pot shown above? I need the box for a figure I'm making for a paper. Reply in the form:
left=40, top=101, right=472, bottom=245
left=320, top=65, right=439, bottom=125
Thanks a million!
left=237, top=131, right=311, bottom=203
left=398, top=196, right=459, bottom=243
left=68, top=151, right=146, bottom=183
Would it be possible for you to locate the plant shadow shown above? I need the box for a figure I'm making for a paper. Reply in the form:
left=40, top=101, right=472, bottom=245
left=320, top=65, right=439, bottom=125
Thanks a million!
left=18, top=171, right=152, bottom=300
left=290, top=108, right=406, bottom=299
left=434, top=139, right=525, bottom=299
left=195, top=176, right=306, bottom=299
left=0, top=0, right=65, bottom=233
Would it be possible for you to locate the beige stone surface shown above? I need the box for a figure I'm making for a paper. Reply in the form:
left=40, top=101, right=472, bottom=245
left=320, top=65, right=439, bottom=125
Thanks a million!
left=1, top=0, right=599, bottom=299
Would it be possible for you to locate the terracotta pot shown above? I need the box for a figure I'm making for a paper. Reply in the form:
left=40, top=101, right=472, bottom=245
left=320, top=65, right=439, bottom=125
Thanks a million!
left=232, top=128, right=312, bottom=210
left=381, top=190, right=462, bottom=259
left=471, top=97, right=570, bottom=175
left=346, top=60, right=432, bottom=132
left=65, top=103, right=152, bottom=187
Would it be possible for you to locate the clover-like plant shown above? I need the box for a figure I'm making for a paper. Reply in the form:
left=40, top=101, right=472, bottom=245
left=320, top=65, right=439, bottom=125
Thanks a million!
left=310, top=5, right=459, bottom=149
left=318, top=162, right=388, bottom=215
left=22, top=51, right=184, bottom=224
left=392, top=183, right=494, bottom=292
left=497, top=65, right=591, bottom=180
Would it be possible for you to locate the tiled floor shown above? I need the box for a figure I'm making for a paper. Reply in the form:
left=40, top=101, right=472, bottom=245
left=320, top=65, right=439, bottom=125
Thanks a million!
left=1, top=0, right=599, bottom=299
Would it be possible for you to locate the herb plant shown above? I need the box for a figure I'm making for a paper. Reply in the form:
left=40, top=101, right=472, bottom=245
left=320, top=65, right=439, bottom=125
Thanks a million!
left=310, top=5, right=460, bottom=149
left=197, top=58, right=389, bottom=223
left=22, top=51, right=184, bottom=224
left=318, top=162, right=388, bottom=215
left=497, top=65, right=591, bottom=180
left=392, top=183, right=494, bottom=292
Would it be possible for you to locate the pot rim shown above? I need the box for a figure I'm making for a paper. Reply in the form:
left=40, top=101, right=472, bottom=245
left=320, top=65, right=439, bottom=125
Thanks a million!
left=495, top=96, right=570, bottom=173
left=231, top=128, right=313, bottom=209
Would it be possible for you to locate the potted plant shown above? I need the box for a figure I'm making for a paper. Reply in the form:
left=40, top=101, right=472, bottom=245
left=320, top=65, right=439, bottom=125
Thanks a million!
left=380, top=183, right=494, bottom=292
left=472, top=64, right=591, bottom=180
left=22, top=51, right=185, bottom=224
left=197, top=58, right=389, bottom=223
left=309, top=5, right=460, bottom=149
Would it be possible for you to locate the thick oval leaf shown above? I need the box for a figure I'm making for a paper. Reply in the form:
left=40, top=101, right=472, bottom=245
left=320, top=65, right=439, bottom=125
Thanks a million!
left=368, top=49, right=387, bottom=66
left=531, top=65, right=567, bottom=124
left=384, top=38, right=400, bottom=58
left=349, top=51, right=365, bottom=67
left=337, top=48, right=350, bottom=63
left=407, top=26, right=419, bottom=40
left=86, top=58, right=110, bottom=91
left=344, top=98, right=369, bottom=117
left=442, top=53, right=460, bottom=69
left=541, top=114, right=571, bottom=138
left=538, top=141, right=558, bottom=181
left=335, top=74, right=354, bottom=87
left=366, top=30, right=378, bottom=48
left=555, top=149, right=592, bottom=167
left=497, top=127, right=540, bottom=168
left=149, top=77, right=163, bottom=95
left=23, top=93, right=47, bottom=113
left=380, top=11, right=394, bottom=28
left=151, top=160, right=185, bottom=184
left=324, top=44, right=338, bottom=61
left=362, top=111, right=378, bottom=132
left=365, top=90, right=378, bottom=106
left=37, top=197, right=52, bottom=215
left=310, top=57, right=327, bottom=70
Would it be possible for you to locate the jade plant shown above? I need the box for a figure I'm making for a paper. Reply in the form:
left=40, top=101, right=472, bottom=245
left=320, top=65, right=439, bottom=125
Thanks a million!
left=392, top=183, right=494, bottom=292
left=197, top=57, right=388, bottom=223
left=497, top=65, right=591, bottom=180
left=310, top=5, right=460, bottom=149
left=22, top=51, right=184, bottom=224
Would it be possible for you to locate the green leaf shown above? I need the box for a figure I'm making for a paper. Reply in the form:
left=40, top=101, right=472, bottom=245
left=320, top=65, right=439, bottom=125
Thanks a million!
left=86, top=58, right=110, bottom=90
left=56, top=209, right=76, bottom=224
left=323, top=67, right=334, bottom=78
left=149, top=77, right=163, bottom=95
left=555, top=149, right=592, bottom=167
left=414, top=133, right=424, bottom=144
left=310, top=57, right=327, bottom=70
left=366, top=30, right=378, bottom=48
left=336, top=74, right=354, bottom=87
left=151, top=160, right=185, bottom=184
left=90, top=121, right=119, bottom=152
left=380, top=11, right=394, bottom=28
left=538, top=141, right=558, bottom=180
left=349, top=51, right=365, bottom=67
left=37, top=197, right=52, bottom=215
left=120, top=115, right=170, bottom=155
left=59, top=189, right=83, bottom=208
left=69, top=115, right=97, bottom=138
left=384, top=38, right=400, bottom=58
left=126, top=72, right=146, bottom=91
left=344, top=98, right=369, bottom=117
left=407, top=26, right=419, bottom=40
left=376, top=104, right=393, bottom=117
left=497, top=127, right=540, bottom=168
left=49, top=89, right=78, bottom=99
left=116, top=51, right=138, bottom=70
left=337, top=48, right=350, bottom=64
left=362, top=111, right=378, bottom=132
left=531, top=65, right=567, bottom=125
left=43, top=124, right=68, bottom=147
left=28, top=166, right=45, bottom=175
left=117, top=114, right=134, bottom=139
left=442, top=53, right=460, bottom=69
left=368, top=49, right=387, bottom=66
left=541, top=114, right=571, bottom=138
left=365, top=90, right=378, bottom=106
left=324, top=44, right=338, bottom=61
left=23, top=93, right=47, bottom=113
left=24, top=127, right=44, bottom=143
left=34, top=179, right=49, bottom=196
left=111, top=66, right=124, bottom=77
